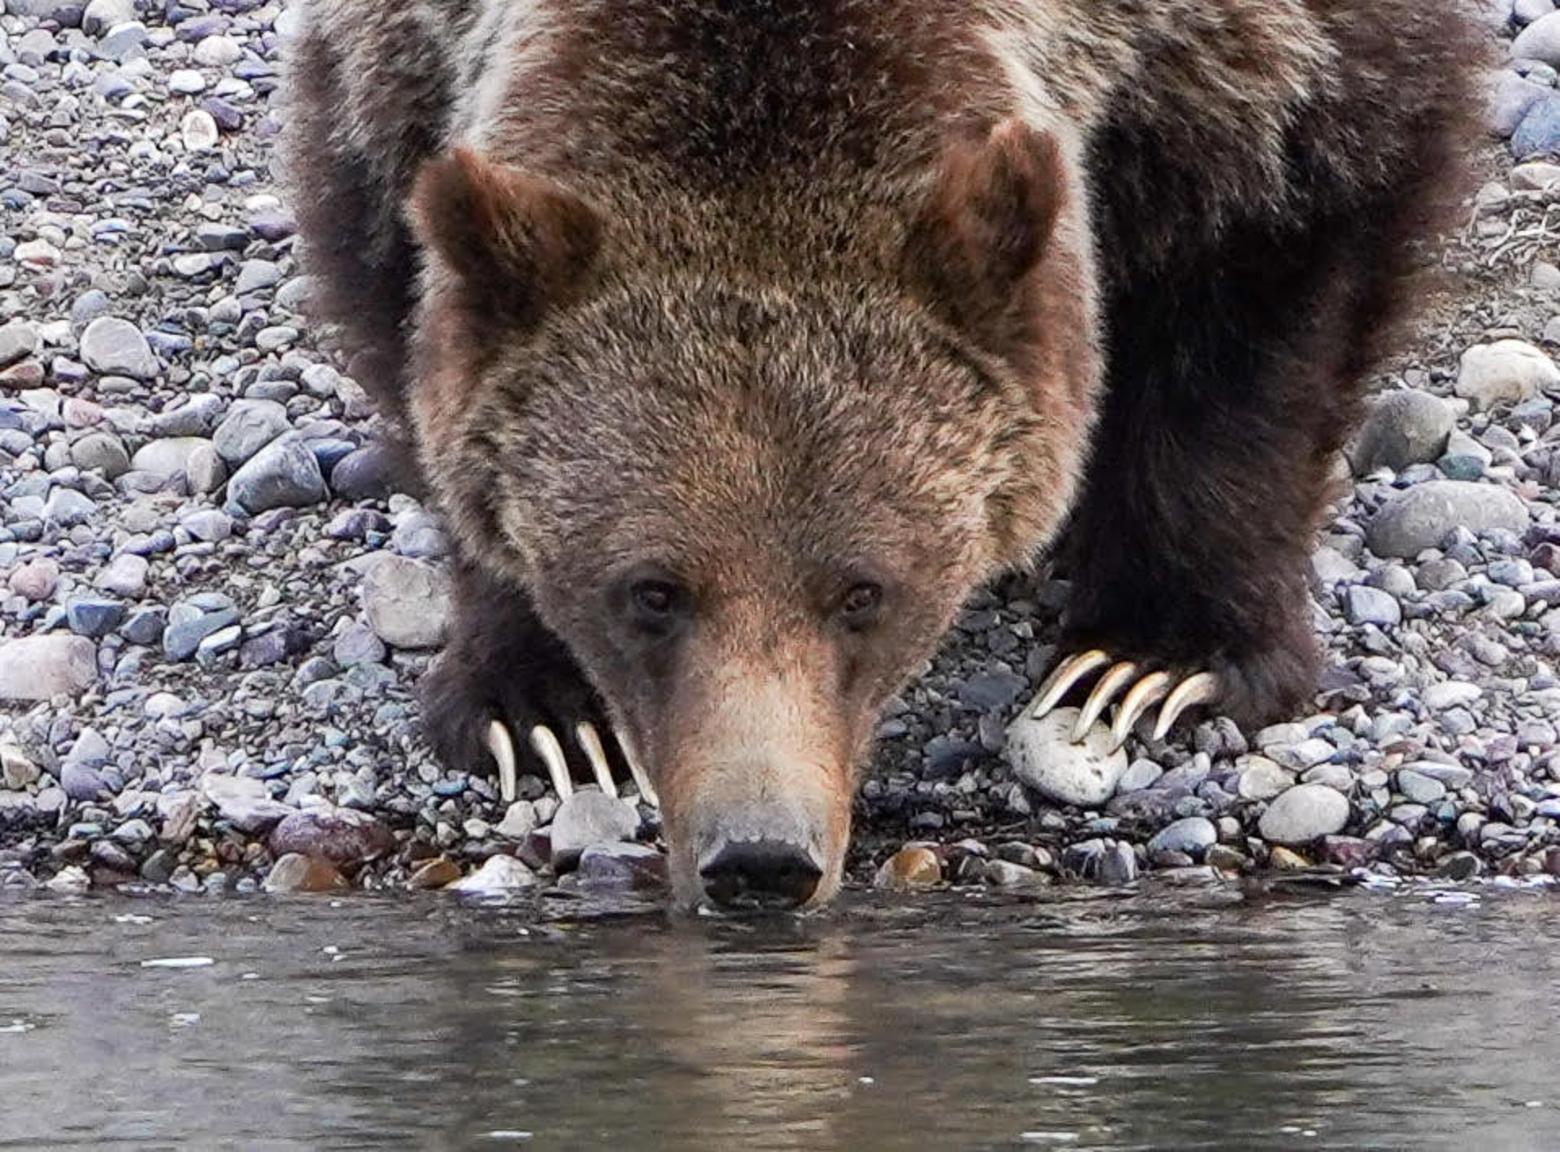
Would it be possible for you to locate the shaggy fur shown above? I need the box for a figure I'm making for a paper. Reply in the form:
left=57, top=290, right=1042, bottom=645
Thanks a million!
left=282, top=0, right=1479, bottom=904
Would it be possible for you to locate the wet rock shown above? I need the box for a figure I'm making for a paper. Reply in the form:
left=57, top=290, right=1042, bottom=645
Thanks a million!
left=1455, top=340, right=1560, bottom=410
left=1366, top=482, right=1529, bottom=559
left=449, top=854, right=539, bottom=894
left=227, top=437, right=327, bottom=513
left=1005, top=706, right=1129, bottom=808
left=79, top=317, right=158, bottom=380
left=0, top=634, right=97, bottom=701
left=873, top=844, right=943, bottom=890
left=549, top=791, right=641, bottom=870
left=1258, top=783, right=1351, bottom=846
left=1348, top=389, right=1454, bottom=474
left=575, top=843, right=669, bottom=891
left=263, top=853, right=349, bottom=894
left=268, top=807, right=395, bottom=867
left=982, top=859, right=1049, bottom=888
left=362, top=556, right=452, bottom=650
left=407, top=857, right=461, bottom=890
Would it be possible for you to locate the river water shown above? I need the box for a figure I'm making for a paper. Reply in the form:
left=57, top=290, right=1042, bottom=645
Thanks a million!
left=1, top=883, right=1556, bottom=1150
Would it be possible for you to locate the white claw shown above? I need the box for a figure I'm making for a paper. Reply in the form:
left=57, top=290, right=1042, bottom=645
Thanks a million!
left=575, top=721, right=618, bottom=798
left=1109, top=670, right=1172, bottom=752
left=486, top=721, right=518, bottom=804
left=1072, top=661, right=1139, bottom=742
left=529, top=724, right=574, bottom=800
left=616, top=731, right=660, bottom=809
left=1151, top=672, right=1221, bottom=742
left=1026, top=649, right=1111, bottom=721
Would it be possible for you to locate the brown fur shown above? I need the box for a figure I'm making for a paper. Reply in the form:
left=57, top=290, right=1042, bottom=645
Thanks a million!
left=283, top=0, right=1480, bottom=907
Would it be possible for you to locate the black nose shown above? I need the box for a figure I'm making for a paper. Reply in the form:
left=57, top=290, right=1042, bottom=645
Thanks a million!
left=699, top=840, right=822, bottom=911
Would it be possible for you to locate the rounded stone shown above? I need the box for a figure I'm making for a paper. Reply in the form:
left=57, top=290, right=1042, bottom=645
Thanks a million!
left=79, top=317, right=158, bottom=380
left=549, top=791, right=641, bottom=870
left=361, top=556, right=452, bottom=649
left=1258, top=783, right=1351, bottom=846
left=1005, top=706, right=1129, bottom=808
left=1366, top=481, right=1530, bottom=559
left=70, top=431, right=130, bottom=478
left=1347, top=389, right=1454, bottom=474
left=212, top=398, right=290, bottom=466
left=227, top=437, right=326, bottom=513
left=1455, top=340, right=1560, bottom=411
left=1146, top=816, right=1217, bottom=860
left=0, top=635, right=97, bottom=701
left=269, top=808, right=396, bottom=866
left=130, top=436, right=210, bottom=481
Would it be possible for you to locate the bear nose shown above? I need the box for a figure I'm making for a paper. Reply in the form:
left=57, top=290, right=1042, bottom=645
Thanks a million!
left=698, top=839, right=823, bottom=911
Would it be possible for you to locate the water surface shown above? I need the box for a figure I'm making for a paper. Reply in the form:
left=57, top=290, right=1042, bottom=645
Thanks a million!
left=2, top=884, right=1556, bottom=1149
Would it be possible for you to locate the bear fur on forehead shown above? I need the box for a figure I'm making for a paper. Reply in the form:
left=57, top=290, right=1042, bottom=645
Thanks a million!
left=284, top=0, right=1479, bottom=908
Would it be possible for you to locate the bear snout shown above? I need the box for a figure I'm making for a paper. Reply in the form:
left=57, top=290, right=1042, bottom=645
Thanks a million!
left=696, top=836, right=825, bottom=912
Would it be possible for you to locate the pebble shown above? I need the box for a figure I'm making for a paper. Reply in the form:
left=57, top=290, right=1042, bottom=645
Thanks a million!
left=873, top=845, right=943, bottom=890
left=1455, top=340, right=1560, bottom=410
left=227, top=437, right=327, bottom=513
left=1366, top=481, right=1530, bottom=559
left=79, top=317, right=158, bottom=380
left=263, top=854, right=349, bottom=894
left=362, top=555, right=452, bottom=650
left=549, top=791, right=641, bottom=870
left=1005, top=707, right=1129, bottom=807
left=1147, top=817, right=1217, bottom=861
left=449, top=855, right=539, bottom=894
left=268, top=808, right=395, bottom=866
left=1258, top=784, right=1352, bottom=846
left=0, top=635, right=97, bottom=701
left=212, top=399, right=290, bottom=466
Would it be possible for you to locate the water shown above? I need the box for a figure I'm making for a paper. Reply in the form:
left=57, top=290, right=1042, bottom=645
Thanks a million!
left=2, top=884, right=1556, bottom=1150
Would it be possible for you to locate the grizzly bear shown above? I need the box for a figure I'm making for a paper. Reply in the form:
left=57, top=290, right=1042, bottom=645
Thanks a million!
left=283, top=0, right=1477, bottom=910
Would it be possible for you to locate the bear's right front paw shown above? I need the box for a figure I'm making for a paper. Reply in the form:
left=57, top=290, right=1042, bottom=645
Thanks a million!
left=419, top=654, right=657, bottom=807
left=1019, top=648, right=1221, bottom=752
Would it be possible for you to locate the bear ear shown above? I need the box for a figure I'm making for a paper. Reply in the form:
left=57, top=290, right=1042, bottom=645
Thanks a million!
left=409, top=148, right=602, bottom=329
left=906, top=118, right=1066, bottom=357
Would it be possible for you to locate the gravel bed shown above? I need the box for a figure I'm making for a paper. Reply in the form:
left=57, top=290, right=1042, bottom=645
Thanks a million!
left=2, top=0, right=1560, bottom=900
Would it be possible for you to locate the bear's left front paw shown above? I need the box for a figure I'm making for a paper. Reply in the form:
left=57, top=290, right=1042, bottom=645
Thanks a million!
left=1021, top=649, right=1219, bottom=751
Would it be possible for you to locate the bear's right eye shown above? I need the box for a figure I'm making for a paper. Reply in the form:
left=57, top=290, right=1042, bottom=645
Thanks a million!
left=629, top=579, right=684, bottom=629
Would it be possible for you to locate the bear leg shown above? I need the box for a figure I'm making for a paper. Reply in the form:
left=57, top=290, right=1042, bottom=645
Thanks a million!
left=1025, top=206, right=1425, bottom=747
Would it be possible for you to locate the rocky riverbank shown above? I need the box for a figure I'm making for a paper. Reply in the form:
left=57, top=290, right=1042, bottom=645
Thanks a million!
left=2, top=0, right=1560, bottom=902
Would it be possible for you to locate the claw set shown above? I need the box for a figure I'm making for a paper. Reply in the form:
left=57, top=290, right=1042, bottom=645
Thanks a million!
left=485, top=720, right=659, bottom=808
left=1023, top=648, right=1220, bottom=751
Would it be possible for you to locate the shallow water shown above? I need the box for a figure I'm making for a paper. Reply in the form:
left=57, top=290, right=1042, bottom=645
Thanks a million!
left=1, top=884, right=1556, bottom=1150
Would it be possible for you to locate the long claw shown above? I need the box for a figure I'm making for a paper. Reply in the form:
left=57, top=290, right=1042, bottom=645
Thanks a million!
left=528, top=724, right=574, bottom=800
left=1071, top=661, right=1139, bottom=741
left=1151, top=672, right=1221, bottom=742
left=575, top=721, right=618, bottom=798
left=616, top=731, right=660, bottom=808
left=1109, top=670, right=1172, bottom=752
left=1026, top=649, right=1111, bottom=720
left=486, top=720, right=518, bottom=803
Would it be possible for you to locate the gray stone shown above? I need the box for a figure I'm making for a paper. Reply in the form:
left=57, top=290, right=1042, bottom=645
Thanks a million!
left=212, top=398, right=290, bottom=466
left=1514, top=93, right=1560, bottom=160
left=1235, top=755, right=1294, bottom=801
left=1490, top=70, right=1552, bottom=137
left=1396, top=769, right=1448, bottom=805
left=362, top=555, right=452, bottom=650
left=1514, top=10, right=1560, bottom=67
left=81, top=0, right=134, bottom=36
left=1147, top=816, right=1217, bottom=860
left=1343, top=585, right=1402, bottom=628
left=163, top=605, right=240, bottom=662
left=0, top=634, right=97, bottom=700
left=1005, top=706, right=1129, bottom=808
left=0, top=321, right=40, bottom=367
left=79, top=317, right=158, bottom=380
left=1455, top=340, right=1560, bottom=410
left=200, top=774, right=295, bottom=834
left=495, top=800, right=539, bottom=839
left=130, top=437, right=209, bottom=481
left=227, top=437, right=326, bottom=513
left=70, top=431, right=130, bottom=477
left=1366, top=482, right=1530, bottom=559
left=151, top=394, right=224, bottom=437
left=549, top=791, right=641, bottom=869
left=1348, top=389, right=1455, bottom=474
left=186, top=443, right=228, bottom=495
left=65, top=596, right=124, bottom=638
left=1258, top=783, right=1351, bottom=846
left=330, top=444, right=396, bottom=501
left=95, top=553, right=148, bottom=598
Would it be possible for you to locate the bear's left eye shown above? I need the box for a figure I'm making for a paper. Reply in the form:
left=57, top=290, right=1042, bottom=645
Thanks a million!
left=839, top=582, right=883, bottom=629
